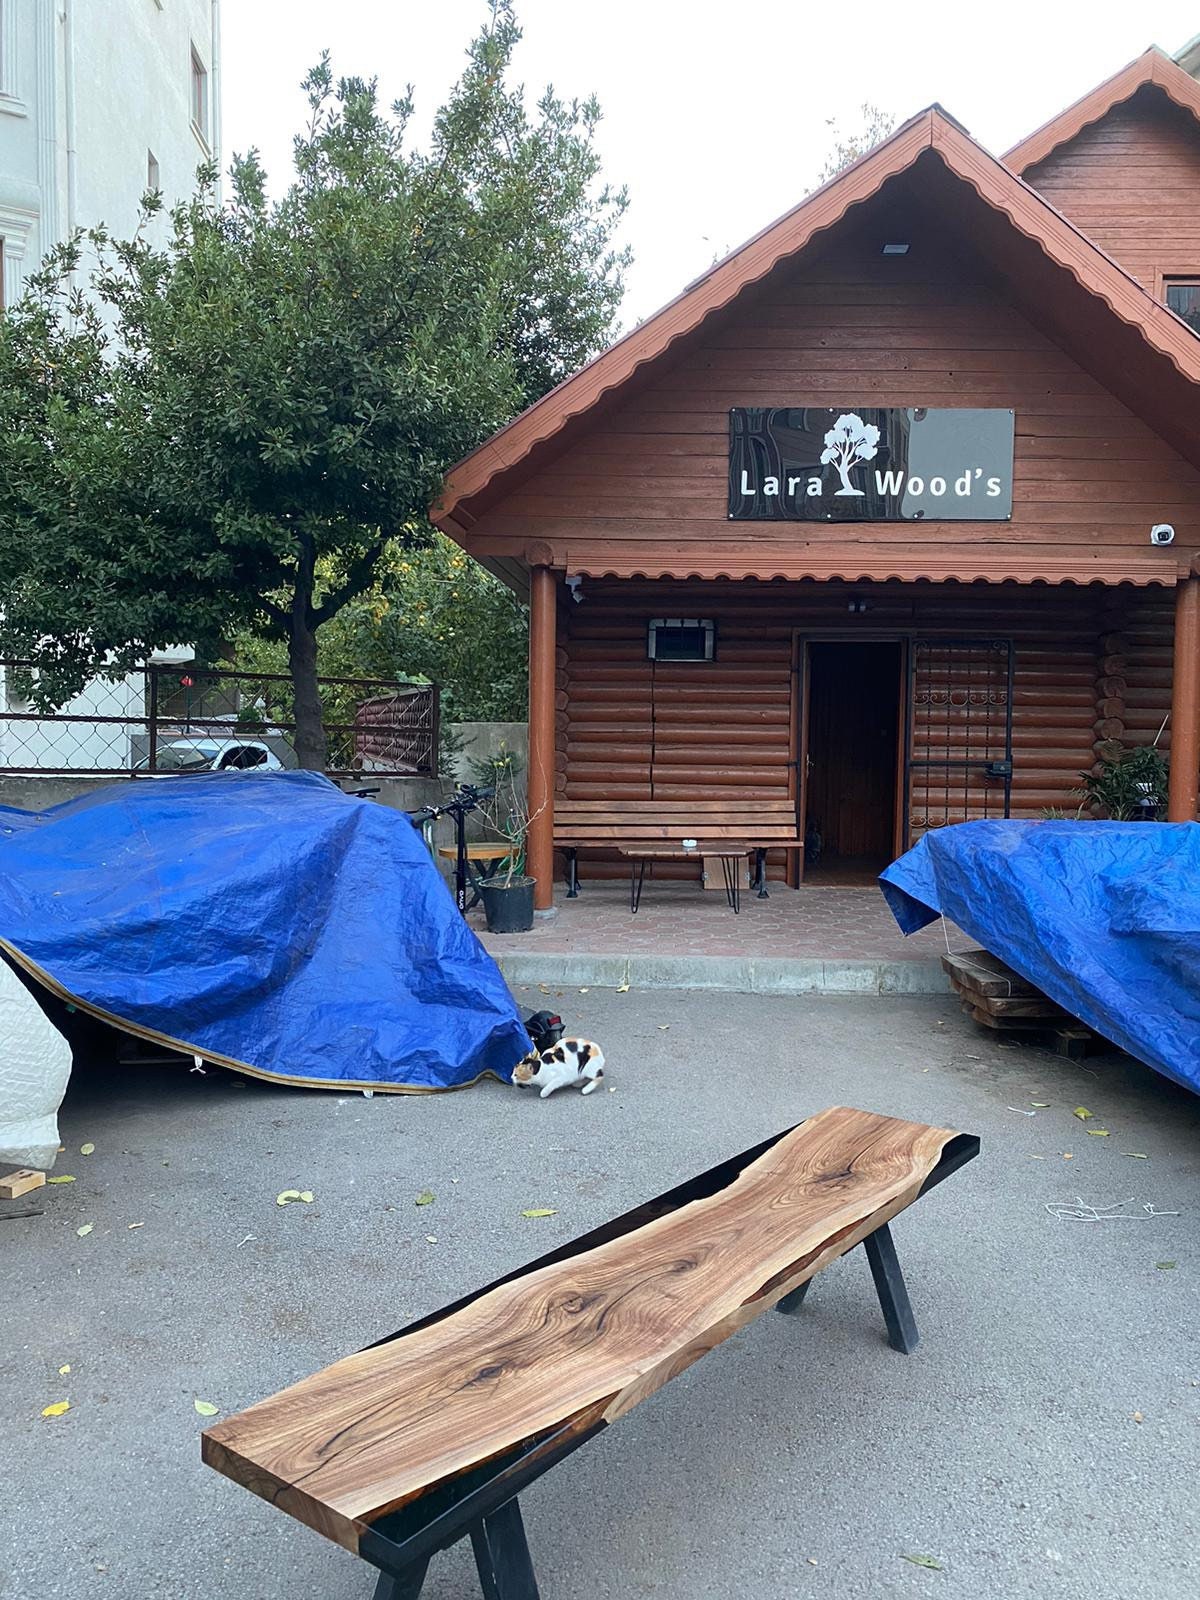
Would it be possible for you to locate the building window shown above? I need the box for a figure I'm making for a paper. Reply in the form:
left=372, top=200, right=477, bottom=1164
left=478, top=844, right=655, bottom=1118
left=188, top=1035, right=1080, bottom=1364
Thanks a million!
left=1165, top=279, right=1200, bottom=334
left=147, top=149, right=160, bottom=191
left=647, top=619, right=717, bottom=662
left=0, top=0, right=26, bottom=116
left=190, top=46, right=209, bottom=143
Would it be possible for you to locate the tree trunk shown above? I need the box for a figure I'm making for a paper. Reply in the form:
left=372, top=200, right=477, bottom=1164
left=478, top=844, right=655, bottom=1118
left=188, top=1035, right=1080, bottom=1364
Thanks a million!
left=288, top=605, right=327, bottom=772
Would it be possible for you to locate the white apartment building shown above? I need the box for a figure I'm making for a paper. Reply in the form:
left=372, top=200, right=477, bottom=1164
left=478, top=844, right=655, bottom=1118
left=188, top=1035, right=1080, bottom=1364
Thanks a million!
left=0, top=0, right=221, bottom=305
left=0, top=0, right=221, bottom=771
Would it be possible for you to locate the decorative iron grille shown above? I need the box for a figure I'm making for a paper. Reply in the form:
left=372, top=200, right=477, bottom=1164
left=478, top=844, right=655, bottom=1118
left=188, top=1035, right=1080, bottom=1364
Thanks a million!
left=0, top=662, right=438, bottom=778
left=906, top=639, right=1013, bottom=838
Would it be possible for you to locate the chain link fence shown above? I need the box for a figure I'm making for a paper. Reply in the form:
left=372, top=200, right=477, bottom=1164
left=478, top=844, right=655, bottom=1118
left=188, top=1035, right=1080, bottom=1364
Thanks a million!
left=0, top=662, right=439, bottom=778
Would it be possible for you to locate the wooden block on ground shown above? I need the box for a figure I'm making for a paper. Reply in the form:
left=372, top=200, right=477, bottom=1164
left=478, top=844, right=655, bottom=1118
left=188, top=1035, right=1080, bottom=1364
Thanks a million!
left=1054, top=1025, right=1096, bottom=1059
left=942, top=950, right=1041, bottom=999
left=0, top=1168, right=46, bottom=1199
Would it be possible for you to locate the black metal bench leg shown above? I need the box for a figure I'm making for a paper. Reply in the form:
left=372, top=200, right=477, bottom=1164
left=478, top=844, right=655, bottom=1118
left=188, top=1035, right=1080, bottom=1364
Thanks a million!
left=863, top=1223, right=919, bottom=1354
left=755, top=848, right=769, bottom=898
left=470, top=1496, right=540, bottom=1600
left=566, top=848, right=579, bottom=898
left=372, top=1559, right=429, bottom=1600
left=776, top=1277, right=812, bottom=1315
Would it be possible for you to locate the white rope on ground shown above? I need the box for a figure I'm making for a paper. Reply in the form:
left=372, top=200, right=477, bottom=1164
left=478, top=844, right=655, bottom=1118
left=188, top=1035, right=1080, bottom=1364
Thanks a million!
left=1045, top=1197, right=1181, bottom=1222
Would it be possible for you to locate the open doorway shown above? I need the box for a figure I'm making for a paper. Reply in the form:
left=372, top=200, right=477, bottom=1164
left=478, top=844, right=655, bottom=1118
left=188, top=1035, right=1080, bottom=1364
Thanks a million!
left=802, top=641, right=903, bottom=884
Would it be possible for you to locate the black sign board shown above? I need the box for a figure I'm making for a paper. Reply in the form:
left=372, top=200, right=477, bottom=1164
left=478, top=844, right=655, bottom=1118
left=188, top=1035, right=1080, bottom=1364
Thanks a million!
left=728, top=407, right=1014, bottom=521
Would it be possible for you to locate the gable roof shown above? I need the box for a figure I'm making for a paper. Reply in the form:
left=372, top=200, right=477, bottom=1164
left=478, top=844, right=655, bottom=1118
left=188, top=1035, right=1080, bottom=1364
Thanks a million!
left=433, top=102, right=1200, bottom=543
left=1005, top=45, right=1200, bottom=174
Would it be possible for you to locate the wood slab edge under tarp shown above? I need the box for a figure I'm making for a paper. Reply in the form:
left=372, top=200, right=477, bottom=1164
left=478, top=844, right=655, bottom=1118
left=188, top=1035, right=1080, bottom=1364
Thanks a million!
left=202, top=1106, right=962, bottom=1554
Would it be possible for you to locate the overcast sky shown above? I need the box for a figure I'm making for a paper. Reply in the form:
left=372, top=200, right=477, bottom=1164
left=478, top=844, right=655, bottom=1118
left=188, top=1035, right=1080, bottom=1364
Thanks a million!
left=222, top=1, right=1200, bottom=330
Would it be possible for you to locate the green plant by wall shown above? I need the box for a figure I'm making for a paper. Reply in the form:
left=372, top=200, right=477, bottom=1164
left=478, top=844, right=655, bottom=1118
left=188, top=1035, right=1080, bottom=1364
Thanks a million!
left=1077, top=744, right=1170, bottom=821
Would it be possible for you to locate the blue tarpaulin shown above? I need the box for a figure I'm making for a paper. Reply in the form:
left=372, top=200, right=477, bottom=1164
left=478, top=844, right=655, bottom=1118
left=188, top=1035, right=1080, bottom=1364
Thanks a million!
left=0, top=772, right=530, bottom=1091
left=880, top=820, right=1200, bottom=1095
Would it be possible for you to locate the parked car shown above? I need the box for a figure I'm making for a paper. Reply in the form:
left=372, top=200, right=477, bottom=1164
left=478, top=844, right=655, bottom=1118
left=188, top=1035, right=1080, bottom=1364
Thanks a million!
left=134, top=738, right=286, bottom=774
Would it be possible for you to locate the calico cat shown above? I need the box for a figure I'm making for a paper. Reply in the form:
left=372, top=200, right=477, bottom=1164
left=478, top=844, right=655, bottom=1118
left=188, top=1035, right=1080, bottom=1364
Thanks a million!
left=513, top=1038, right=606, bottom=1098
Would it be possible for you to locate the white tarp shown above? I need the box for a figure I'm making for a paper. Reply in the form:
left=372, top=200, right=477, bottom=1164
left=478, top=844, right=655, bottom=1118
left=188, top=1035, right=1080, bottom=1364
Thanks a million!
left=0, top=958, right=71, bottom=1169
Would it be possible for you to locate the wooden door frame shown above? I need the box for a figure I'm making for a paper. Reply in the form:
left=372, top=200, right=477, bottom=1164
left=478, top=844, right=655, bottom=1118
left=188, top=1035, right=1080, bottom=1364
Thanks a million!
left=790, top=630, right=909, bottom=884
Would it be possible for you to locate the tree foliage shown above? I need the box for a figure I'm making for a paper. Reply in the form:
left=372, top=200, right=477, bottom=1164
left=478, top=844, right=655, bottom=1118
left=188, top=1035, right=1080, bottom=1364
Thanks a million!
left=0, top=2, right=627, bottom=765
left=817, top=103, right=897, bottom=184
left=235, top=534, right=528, bottom=725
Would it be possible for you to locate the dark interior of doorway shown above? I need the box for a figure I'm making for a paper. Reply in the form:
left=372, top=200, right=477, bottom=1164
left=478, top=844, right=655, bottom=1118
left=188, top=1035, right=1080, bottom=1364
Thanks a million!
left=804, top=642, right=901, bottom=884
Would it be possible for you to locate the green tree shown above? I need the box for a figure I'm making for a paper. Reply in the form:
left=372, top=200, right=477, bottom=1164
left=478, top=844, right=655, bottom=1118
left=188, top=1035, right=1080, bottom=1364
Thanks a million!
left=817, top=103, right=896, bottom=184
left=234, top=532, right=528, bottom=725
left=0, top=3, right=627, bottom=767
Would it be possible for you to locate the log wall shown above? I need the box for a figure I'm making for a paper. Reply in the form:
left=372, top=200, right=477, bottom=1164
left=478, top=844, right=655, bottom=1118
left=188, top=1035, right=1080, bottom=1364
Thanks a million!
left=1024, top=87, right=1200, bottom=295
left=556, top=580, right=1176, bottom=882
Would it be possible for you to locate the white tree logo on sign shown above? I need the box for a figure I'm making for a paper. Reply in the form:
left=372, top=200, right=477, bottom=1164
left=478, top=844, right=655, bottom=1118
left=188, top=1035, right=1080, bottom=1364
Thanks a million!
left=820, top=412, right=881, bottom=496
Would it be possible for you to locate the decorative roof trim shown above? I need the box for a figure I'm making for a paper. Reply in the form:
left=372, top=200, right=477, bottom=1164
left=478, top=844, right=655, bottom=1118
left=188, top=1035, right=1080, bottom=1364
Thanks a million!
left=1005, top=46, right=1200, bottom=174
left=433, top=102, right=1200, bottom=534
left=564, top=552, right=1179, bottom=588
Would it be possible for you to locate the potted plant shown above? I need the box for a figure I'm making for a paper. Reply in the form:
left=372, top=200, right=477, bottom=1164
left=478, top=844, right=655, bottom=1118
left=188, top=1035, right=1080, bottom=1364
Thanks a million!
left=475, top=749, right=536, bottom=933
left=1076, top=742, right=1169, bottom=821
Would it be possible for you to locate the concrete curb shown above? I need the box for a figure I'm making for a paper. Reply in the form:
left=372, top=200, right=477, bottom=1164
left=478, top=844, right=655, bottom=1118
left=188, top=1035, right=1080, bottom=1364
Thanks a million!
left=491, top=950, right=952, bottom=997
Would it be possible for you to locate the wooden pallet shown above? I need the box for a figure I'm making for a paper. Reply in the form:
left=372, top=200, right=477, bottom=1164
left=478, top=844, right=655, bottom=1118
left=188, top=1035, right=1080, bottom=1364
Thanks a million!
left=942, top=949, right=1101, bottom=1053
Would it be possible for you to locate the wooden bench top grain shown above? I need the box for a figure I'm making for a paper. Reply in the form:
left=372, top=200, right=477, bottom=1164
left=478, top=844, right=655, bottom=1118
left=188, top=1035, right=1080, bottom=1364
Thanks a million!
left=202, top=1106, right=962, bottom=1555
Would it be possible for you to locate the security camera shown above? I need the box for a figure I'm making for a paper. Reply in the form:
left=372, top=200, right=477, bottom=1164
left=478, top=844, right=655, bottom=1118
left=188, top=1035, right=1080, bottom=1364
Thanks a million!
left=1150, top=523, right=1175, bottom=546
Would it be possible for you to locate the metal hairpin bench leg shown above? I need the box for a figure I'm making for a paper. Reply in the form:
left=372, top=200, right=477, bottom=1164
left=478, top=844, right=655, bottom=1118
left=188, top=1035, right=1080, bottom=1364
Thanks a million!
left=566, top=849, right=580, bottom=898
left=470, top=1497, right=541, bottom=1600
left=775, top=1222, right=919, bottom=1353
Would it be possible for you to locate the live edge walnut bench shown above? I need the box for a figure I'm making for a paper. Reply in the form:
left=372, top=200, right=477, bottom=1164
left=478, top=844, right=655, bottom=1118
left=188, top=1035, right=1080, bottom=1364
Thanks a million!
left=202, top=1107, right=978, bottom=1599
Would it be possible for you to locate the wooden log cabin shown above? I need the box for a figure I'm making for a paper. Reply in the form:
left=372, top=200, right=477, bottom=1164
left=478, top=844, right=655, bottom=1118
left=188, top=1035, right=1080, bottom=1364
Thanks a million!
left=433, top=48, right=1200, bottom=909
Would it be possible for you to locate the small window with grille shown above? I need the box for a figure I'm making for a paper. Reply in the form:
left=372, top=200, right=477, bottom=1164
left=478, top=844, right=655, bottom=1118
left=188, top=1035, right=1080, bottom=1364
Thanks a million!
left=647, top=619, right=716, bottom=662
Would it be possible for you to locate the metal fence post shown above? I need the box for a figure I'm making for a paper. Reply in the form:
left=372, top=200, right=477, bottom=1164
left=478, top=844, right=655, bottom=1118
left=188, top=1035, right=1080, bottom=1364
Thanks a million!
left=147, top=667, right=159, bottom=775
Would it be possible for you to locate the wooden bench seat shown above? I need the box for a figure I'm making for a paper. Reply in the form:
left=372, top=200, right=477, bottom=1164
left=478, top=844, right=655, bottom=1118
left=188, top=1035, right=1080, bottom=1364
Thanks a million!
left=554, top=797, right=803, bottom=897
left=202, top=1106, right=978, bottom=1600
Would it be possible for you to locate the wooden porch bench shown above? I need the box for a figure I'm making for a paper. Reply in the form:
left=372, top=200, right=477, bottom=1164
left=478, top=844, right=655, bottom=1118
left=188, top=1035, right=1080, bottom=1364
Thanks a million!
left=554, top=797, right=804, bottom=898
left=202, top=1106, right=978, bottom=1600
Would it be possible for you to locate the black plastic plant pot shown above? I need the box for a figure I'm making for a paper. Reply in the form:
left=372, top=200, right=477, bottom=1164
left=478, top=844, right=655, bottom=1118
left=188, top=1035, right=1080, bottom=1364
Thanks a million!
left=479, top=875, right=535, bottom=934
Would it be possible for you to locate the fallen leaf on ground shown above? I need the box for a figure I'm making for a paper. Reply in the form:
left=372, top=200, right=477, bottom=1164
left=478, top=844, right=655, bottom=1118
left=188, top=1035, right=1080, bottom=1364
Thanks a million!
left=1156, top=1261, right=1177, bottom=1270
left=276, top=1190, right=312, bottom=1206
left=58, top=1364, right=70, bottom=1375
left=616, top=983, right=630, bottom=993
left=47, top=1175, right=75, bottom=1184
left=424, top=1234, right=438, bottom=1243
left=41, top=1401, right=70, bottom=1418
left=1122, top=1152, right=1149, bottom=1160
left=1073, top=1107, right=1094, bottom=1121
left=80, top=1142, right=95, bottom=1156
left=579, top=987, right=589, bottom=994
left=1062, top=1153, right=1073, bottom=1160
left=76, top=1223, right=93, bottom=1237
left=901, top=1554, right=944, bottom=1570
left=658, top=1024, right=670, bottom=1031
left=298, top=1191, right=314, bottom=1203
left=128, top=1222, right=144, bottom=1229
left=1031, top=1102, right=1050, bottom=1108
left=521, top=1208, right=557, bottom=1218
left=1133, top=1411, right=1144, bottom=1423
left=415, top=1190, right=435, bottom=1206
left=1087, top=1129, right=1111, bottom=1138
left=193, top=1399, right=219, bottom=1417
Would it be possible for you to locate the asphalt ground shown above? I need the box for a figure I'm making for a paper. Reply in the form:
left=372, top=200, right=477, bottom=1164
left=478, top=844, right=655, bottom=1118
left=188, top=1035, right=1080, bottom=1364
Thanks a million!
left=2, top=988, right=1197, bottom=1600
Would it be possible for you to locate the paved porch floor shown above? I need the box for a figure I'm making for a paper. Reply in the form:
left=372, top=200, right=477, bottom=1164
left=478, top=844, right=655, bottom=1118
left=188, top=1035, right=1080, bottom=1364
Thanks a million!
left=473, top=879, right=961, bottom=993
